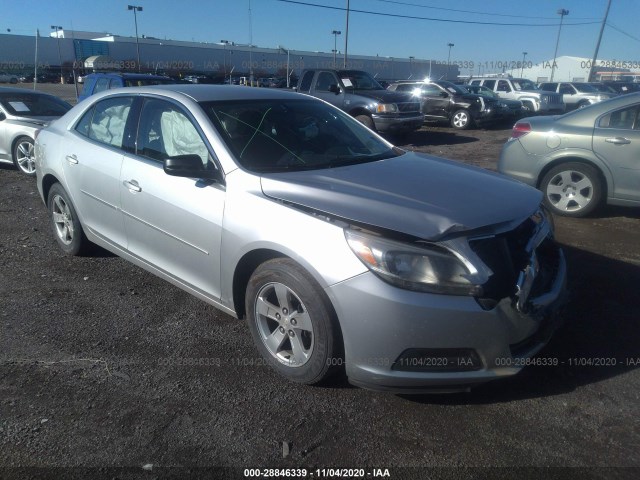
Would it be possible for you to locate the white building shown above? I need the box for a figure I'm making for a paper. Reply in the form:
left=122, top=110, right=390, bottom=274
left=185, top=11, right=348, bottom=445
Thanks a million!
left=505, top=55, right=640, bottom=83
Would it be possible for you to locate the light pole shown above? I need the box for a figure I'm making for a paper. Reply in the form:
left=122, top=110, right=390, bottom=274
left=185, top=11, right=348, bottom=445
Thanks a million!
left=331, top=30, right=341, bottom=68
left=50, top=26, right=63, bottom=83
left=344, top=0, right=350, bottom=68
left=278, top=45, right=291, bottom=88
left=447, top=43, right=454, bottom=80
left=550, top=8, right=569, bottom=82
left=220, top=40, right=230, bottom=82
left=520, top=51, right=528, bottom=77
left=127, top=5, right=143, bottom=72
left=409, top=56, right=414, bottom=79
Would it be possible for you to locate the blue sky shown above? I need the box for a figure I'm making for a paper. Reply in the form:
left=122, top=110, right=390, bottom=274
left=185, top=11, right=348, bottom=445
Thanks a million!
left=3, top=0, right=640, bottom=65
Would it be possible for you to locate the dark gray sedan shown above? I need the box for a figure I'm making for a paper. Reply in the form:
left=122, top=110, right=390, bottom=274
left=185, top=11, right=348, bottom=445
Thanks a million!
left=499, top=93, right=640, bottom=217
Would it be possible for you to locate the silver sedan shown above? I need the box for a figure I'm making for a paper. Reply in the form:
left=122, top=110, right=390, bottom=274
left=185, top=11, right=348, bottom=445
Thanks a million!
left=499, top=93, right=640, bottom=217
left=0, top=87, right=71, bottom=176
left=35, top=85, right=566, bottom=393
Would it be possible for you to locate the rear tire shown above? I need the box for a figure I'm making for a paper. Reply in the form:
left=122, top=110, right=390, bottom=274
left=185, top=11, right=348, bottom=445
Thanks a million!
left=451, top=109, right=472, bottom=129
left=245, top=258, right=343, bottom=385
left=13, top=136, right=36, bottom=176
left=540, top=162, right=602, bottom=217
left=47, top=183, right=90, bottom=255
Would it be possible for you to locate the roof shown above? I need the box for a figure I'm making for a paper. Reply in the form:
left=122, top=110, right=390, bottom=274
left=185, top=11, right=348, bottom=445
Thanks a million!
left=139, top=84, right=308, bottom=102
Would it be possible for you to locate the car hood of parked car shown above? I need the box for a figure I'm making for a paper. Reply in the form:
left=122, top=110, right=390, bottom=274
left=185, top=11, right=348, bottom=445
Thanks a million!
left=261, top=151, right=542, bottom=241
left=350, top=88, right=415, bottom=104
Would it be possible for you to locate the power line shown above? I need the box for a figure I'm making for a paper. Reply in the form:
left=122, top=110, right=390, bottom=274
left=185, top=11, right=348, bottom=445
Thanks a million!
left=606, top=22, right=640, bottom=43
left=370, top=0, right=599, bottom=21
left=275, top=0, right=601, bottom=27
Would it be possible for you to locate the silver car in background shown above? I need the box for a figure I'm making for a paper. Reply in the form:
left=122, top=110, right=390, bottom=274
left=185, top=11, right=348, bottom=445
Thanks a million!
left=0, top=87, right=71, bottom=176
left=35, top=85, right=566, bottom=393
left=499, top=93, right=640, bottom=217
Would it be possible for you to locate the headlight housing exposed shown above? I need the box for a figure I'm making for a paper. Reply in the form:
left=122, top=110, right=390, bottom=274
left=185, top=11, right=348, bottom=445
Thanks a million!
left=345, top=230, right=483, bottom=296
left=376, top=103, right=399, bottom=113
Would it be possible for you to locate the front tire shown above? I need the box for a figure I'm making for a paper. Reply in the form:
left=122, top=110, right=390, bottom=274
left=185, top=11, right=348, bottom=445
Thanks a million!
left=355, top=114, right=375, bottom=131
left=451, top=109, right=472, bottom=129
left=47, top=183, right=90, bottom=255
left=540, top=162, right=602, bottom=217
left=13, top=136, right=36, bottom=176
left=245, top=258, right=342, bottom=385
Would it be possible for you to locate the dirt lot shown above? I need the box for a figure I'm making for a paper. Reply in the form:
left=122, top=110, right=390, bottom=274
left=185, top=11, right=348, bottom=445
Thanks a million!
left=1, top=84, right=639, bottom=479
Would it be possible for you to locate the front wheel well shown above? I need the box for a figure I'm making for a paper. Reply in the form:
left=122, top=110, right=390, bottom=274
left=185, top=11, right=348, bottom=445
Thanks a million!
left=11, top=135, right=33, bottom=160
left=537, top=157, right=609, bottom=198
left=41, top=174, right=62, bottom=206
left=232, top=249, right=287, bottom=319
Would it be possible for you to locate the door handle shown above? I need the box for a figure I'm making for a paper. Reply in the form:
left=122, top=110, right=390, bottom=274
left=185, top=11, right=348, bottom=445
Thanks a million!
left=123, top=180, right=142, bottom=193
left=605, top=137, right=631, bottom=145
left=65, top=154, right=78, bottom=164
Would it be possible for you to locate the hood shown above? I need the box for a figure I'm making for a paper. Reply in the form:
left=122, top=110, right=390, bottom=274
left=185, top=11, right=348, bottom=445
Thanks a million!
left=349, top=88, right=414, bottom=104
left=261, top=152, right=542, bottom=241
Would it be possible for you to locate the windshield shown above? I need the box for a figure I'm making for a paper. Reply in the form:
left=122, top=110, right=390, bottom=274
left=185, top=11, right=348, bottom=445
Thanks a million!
left=337, top=70, right=383, bottom=90
left=124, top=78, right=175, bottom=87
left=0, top=93, right=71, bottom=117
left=435, top=81, right=468, bottom=95
left=463, top=85, right=498, bottom=98
left=573, top=83, right=598, bottom=93
left=512, top=79, right=538, bottom=91
left=201, top=99, right=400, bottom=173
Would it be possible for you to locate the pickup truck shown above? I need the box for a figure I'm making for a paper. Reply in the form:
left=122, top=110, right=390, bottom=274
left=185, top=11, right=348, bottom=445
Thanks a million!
left=296, top=69, right=423, bottom=134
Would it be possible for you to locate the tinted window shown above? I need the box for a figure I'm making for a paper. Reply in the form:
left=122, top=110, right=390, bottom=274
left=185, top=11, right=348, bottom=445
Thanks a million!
left=124, top=78, right=175, bottom=87
left=87, top=97, right=134, bottom=148
left=599, top=105, right=640, bottom=130
left=299, top=71, right=314, bottom=92
left=483, top=80, right=496, bottom=89
left=421, top=84, right=442, bottom=96
left=315, top=72, right=337, bottom=92
left=497, top=80, right=511, bottom=92
left=94, top=78, right=110, bottom=94
left=0, top=93, right=71, bottom=117
left=109, top=78, right=122, bottom=89
left=75, top=107, right=94, bottom=137
left=136, top=98, right=211, bottom=165
left=559, top=84, right=574, bottom=95
left=394, top=84, right=416, bottom=92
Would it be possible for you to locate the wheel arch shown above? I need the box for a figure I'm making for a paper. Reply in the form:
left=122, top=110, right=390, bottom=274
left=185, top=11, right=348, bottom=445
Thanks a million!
left=347, top=107, right=373, bottom=119
left=536, top=156, right=611, bottom=200
left=11, top=134, right=34, bottom=161
left=41, top=173, right=63, bottom=206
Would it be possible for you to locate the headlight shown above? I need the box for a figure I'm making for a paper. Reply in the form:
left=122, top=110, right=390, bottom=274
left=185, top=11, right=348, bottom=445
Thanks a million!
left=345, top=230, right=482, bottom=296
left=376, top=103, right=399, bottom=113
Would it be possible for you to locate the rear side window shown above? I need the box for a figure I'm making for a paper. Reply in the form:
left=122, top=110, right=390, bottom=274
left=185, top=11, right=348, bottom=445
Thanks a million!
left=109, top=78, right=123, bottom=89
left=497, top=80, right=511, bottom=92
left=599, top=105, right=640, bottom=130
left=93, top=78, right=110, bottom=94
left=86, top=97, right=134, bottom=148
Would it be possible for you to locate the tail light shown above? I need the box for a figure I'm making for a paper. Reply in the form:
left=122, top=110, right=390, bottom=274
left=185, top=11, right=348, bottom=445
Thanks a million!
left=510, top=122, right=531, bottom=140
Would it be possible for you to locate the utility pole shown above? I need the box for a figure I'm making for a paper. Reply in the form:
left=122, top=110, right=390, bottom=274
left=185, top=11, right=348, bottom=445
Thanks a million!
left=127, top=5, right=143, bottom=72
left=550, top=8, right=569, bottom=82
left=332, top=30, right=341, bottom=68
left=588, top=0, right=612, bottom=82
left=344, top=0, right=350, bottom=68
left=520, top=51, right=528, bottom=77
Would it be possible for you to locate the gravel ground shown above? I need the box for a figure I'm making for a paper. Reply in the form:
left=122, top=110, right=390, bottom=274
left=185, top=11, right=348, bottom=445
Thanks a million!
left=1, top=84, right=639, bottom=479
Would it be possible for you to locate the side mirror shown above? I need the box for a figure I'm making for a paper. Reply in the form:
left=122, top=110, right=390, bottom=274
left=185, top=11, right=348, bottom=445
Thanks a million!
left=164, top=155, right=220, bottom=180
left=329, top=84, right=341, bottom=94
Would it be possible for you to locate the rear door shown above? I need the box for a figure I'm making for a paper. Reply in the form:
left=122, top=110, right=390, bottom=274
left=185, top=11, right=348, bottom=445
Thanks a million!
left=61, top=95, right=136, bottom=247
left=120, top=97, right=225, bottom=298
left=592, top=103, right=640, bottom=201
left=421, top=84, right=449, bottom=119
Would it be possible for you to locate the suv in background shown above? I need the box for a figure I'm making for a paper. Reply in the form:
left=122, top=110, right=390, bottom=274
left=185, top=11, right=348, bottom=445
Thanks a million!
left=296, top=69, right=423, bottom=134
left=0, top=72, right=19, bottom=84
left=388, top=80, right=503, bottom=129
left=538, top=82, right=616, bottom=110
left=467, top=76, right=565, bottom=115
left=463, top=84, right=525, bottom=119
left=78, top=72, right=176, bottom=101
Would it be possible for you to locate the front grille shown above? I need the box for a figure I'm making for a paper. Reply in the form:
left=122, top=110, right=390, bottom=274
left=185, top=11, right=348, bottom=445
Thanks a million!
left=397, top=101, right=421, bottom=113
left=469, top=216, right=558, bottom=307
left=541, top=94, right=563, bottom=105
